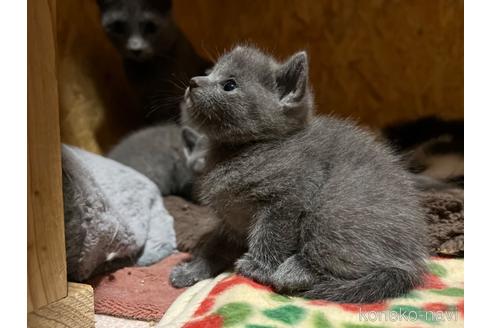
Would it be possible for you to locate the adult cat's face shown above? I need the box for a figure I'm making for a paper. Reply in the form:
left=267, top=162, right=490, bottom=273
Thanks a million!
left=183, top=46, right=313, bottom=144
left=98, top=0, right=174, bottom=61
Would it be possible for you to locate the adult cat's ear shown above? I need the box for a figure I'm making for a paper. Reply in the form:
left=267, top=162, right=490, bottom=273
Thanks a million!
left=182, top=126, right=200, bottom=155
left=276, top=51, right=309, bottom=107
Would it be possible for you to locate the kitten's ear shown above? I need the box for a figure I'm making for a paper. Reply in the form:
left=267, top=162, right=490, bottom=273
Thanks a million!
left=182, top=126, right=200, bottom=155
left=275, top=51, right=309, bottom=107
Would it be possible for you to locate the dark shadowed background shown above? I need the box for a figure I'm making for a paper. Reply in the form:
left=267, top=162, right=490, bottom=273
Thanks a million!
left=58, top=0, right=463, bottom=153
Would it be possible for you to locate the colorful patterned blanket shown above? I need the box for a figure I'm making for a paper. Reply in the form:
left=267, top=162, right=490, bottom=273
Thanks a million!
left=158, top=258, right=463, bottom=328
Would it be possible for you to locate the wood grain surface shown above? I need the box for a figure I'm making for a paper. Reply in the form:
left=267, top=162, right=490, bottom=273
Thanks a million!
left=28, top=0, right=67, bottom=312
left=28, top=283, right=95, bottom=328
left=174, top=0, right=464, bottom=127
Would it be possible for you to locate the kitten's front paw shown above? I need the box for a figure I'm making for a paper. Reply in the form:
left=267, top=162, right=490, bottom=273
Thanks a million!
left=235, top=253, right=273, bottom=285
left=169, top=261, right=211, bottom=288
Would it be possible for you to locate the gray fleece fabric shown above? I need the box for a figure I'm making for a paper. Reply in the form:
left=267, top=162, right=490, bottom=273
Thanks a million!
left=62, top=144, right=176, bottom=281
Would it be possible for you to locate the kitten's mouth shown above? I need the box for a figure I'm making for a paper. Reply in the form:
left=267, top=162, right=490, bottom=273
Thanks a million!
left=183, top=87, right=193, bottom=107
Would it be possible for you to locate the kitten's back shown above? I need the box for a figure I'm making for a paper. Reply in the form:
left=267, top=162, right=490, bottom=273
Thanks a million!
left=108, top=124, right=190, bottom=196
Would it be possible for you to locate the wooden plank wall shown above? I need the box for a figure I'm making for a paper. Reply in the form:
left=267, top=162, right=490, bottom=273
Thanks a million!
left=28, top=0, right=67, bottom=312
left=174, top=0, right=464, bottom=127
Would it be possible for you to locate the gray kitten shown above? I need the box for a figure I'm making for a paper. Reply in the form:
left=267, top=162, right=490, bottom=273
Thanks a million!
left=170, top=46, right=428, bottom=303
left=182, top=126, right=208, bottom=174
left=107, top=123, right=206, bottom=199
left=97, top=0, right=211, bottom=122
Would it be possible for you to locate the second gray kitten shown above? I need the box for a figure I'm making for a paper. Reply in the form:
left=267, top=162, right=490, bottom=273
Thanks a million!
left=170, top=46, right=428, bottom=303
left=107, top=124, right=206, bottom=200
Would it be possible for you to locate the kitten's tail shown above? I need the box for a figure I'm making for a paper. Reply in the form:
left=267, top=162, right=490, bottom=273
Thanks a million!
left=301, top=267, right=423, bottom=303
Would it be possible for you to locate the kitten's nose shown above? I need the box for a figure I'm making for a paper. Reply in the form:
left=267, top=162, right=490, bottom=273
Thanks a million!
left=189, top=76, right=208, bottom=89
left=189, top=78, right=199, bottom=89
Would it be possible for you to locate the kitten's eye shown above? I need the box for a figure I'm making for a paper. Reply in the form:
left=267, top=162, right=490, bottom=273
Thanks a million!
left=223, top=79, right=237, bottom=92
left=108, top=20, right=126, bottom=35
left=142, top=21, right=157, bottom=35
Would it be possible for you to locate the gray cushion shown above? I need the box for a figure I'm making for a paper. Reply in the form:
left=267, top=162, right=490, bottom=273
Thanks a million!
left=62, top=144, right=176, bottom=281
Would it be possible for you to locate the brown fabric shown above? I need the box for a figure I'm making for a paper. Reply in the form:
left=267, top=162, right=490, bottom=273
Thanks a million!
left=164, top=196, right=218, bottom=252
left=422, top=188, right=464, bottom=257
left=89, top=252, right=190, bottom=321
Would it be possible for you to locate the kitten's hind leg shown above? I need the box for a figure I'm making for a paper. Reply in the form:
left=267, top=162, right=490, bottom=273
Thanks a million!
left=235, top=203, right=300, bottom=285
left=270, top=254, right=318, bottom=293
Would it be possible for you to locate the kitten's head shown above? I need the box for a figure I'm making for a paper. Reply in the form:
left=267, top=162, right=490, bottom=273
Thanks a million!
left=182, top=126, right=208, bottom=173
left=183, top=46, right=314, bottom=144
left=97, top=0, right=175, bottom=61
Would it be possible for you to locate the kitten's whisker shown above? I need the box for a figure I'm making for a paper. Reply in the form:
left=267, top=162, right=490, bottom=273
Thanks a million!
left=165, top=79, right=187, bottom=92
left=154, top=74, right=188, bottom=91
left=144, top=106, right=162, bottom=119
left=148, top=94, right=184, bottom=102
left=213, top=45, right=222, bottom=61
left=144, top=97, right=183, bottom=118
left=164, top=73, right=192, bottom=92
left=172, top=76, right=189, bottom=90
left=200, top=43, right=217, bottom=63
left=148, top=92, right=183, bottom=99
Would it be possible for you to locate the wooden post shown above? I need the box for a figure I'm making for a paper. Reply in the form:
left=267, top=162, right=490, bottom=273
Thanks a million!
left=28, top=283, right=95, bottom=328
left=27, top=0, right=67, bottom=312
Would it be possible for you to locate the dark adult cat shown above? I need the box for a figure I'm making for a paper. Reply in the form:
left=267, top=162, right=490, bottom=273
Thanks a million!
left=97, top=0, right=211, bottom=122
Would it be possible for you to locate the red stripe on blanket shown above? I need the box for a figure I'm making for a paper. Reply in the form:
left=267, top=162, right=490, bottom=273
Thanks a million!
left=339, top=302, right=389, bottom=312
left=308, top=300, right=332, bottom=306
left=209, top=275, right=272, bottom=297
left=418, top=273, right=446, bottom=290
left=422, top=302, right=449, bottom=312
left=194, top=298, right=216, bottom=317
left=193, top=275, right=272, bottom=318
left=457, top=299, right=464, bottom=318
left=184, top=314, right=223, bottom=328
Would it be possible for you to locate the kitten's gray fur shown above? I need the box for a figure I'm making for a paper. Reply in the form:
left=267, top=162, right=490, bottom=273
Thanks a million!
left=170, top=46, right=428, bottom=303
left=97, top=0, right=211, bottom=122
left=107, top=123, right=206, bottom=199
